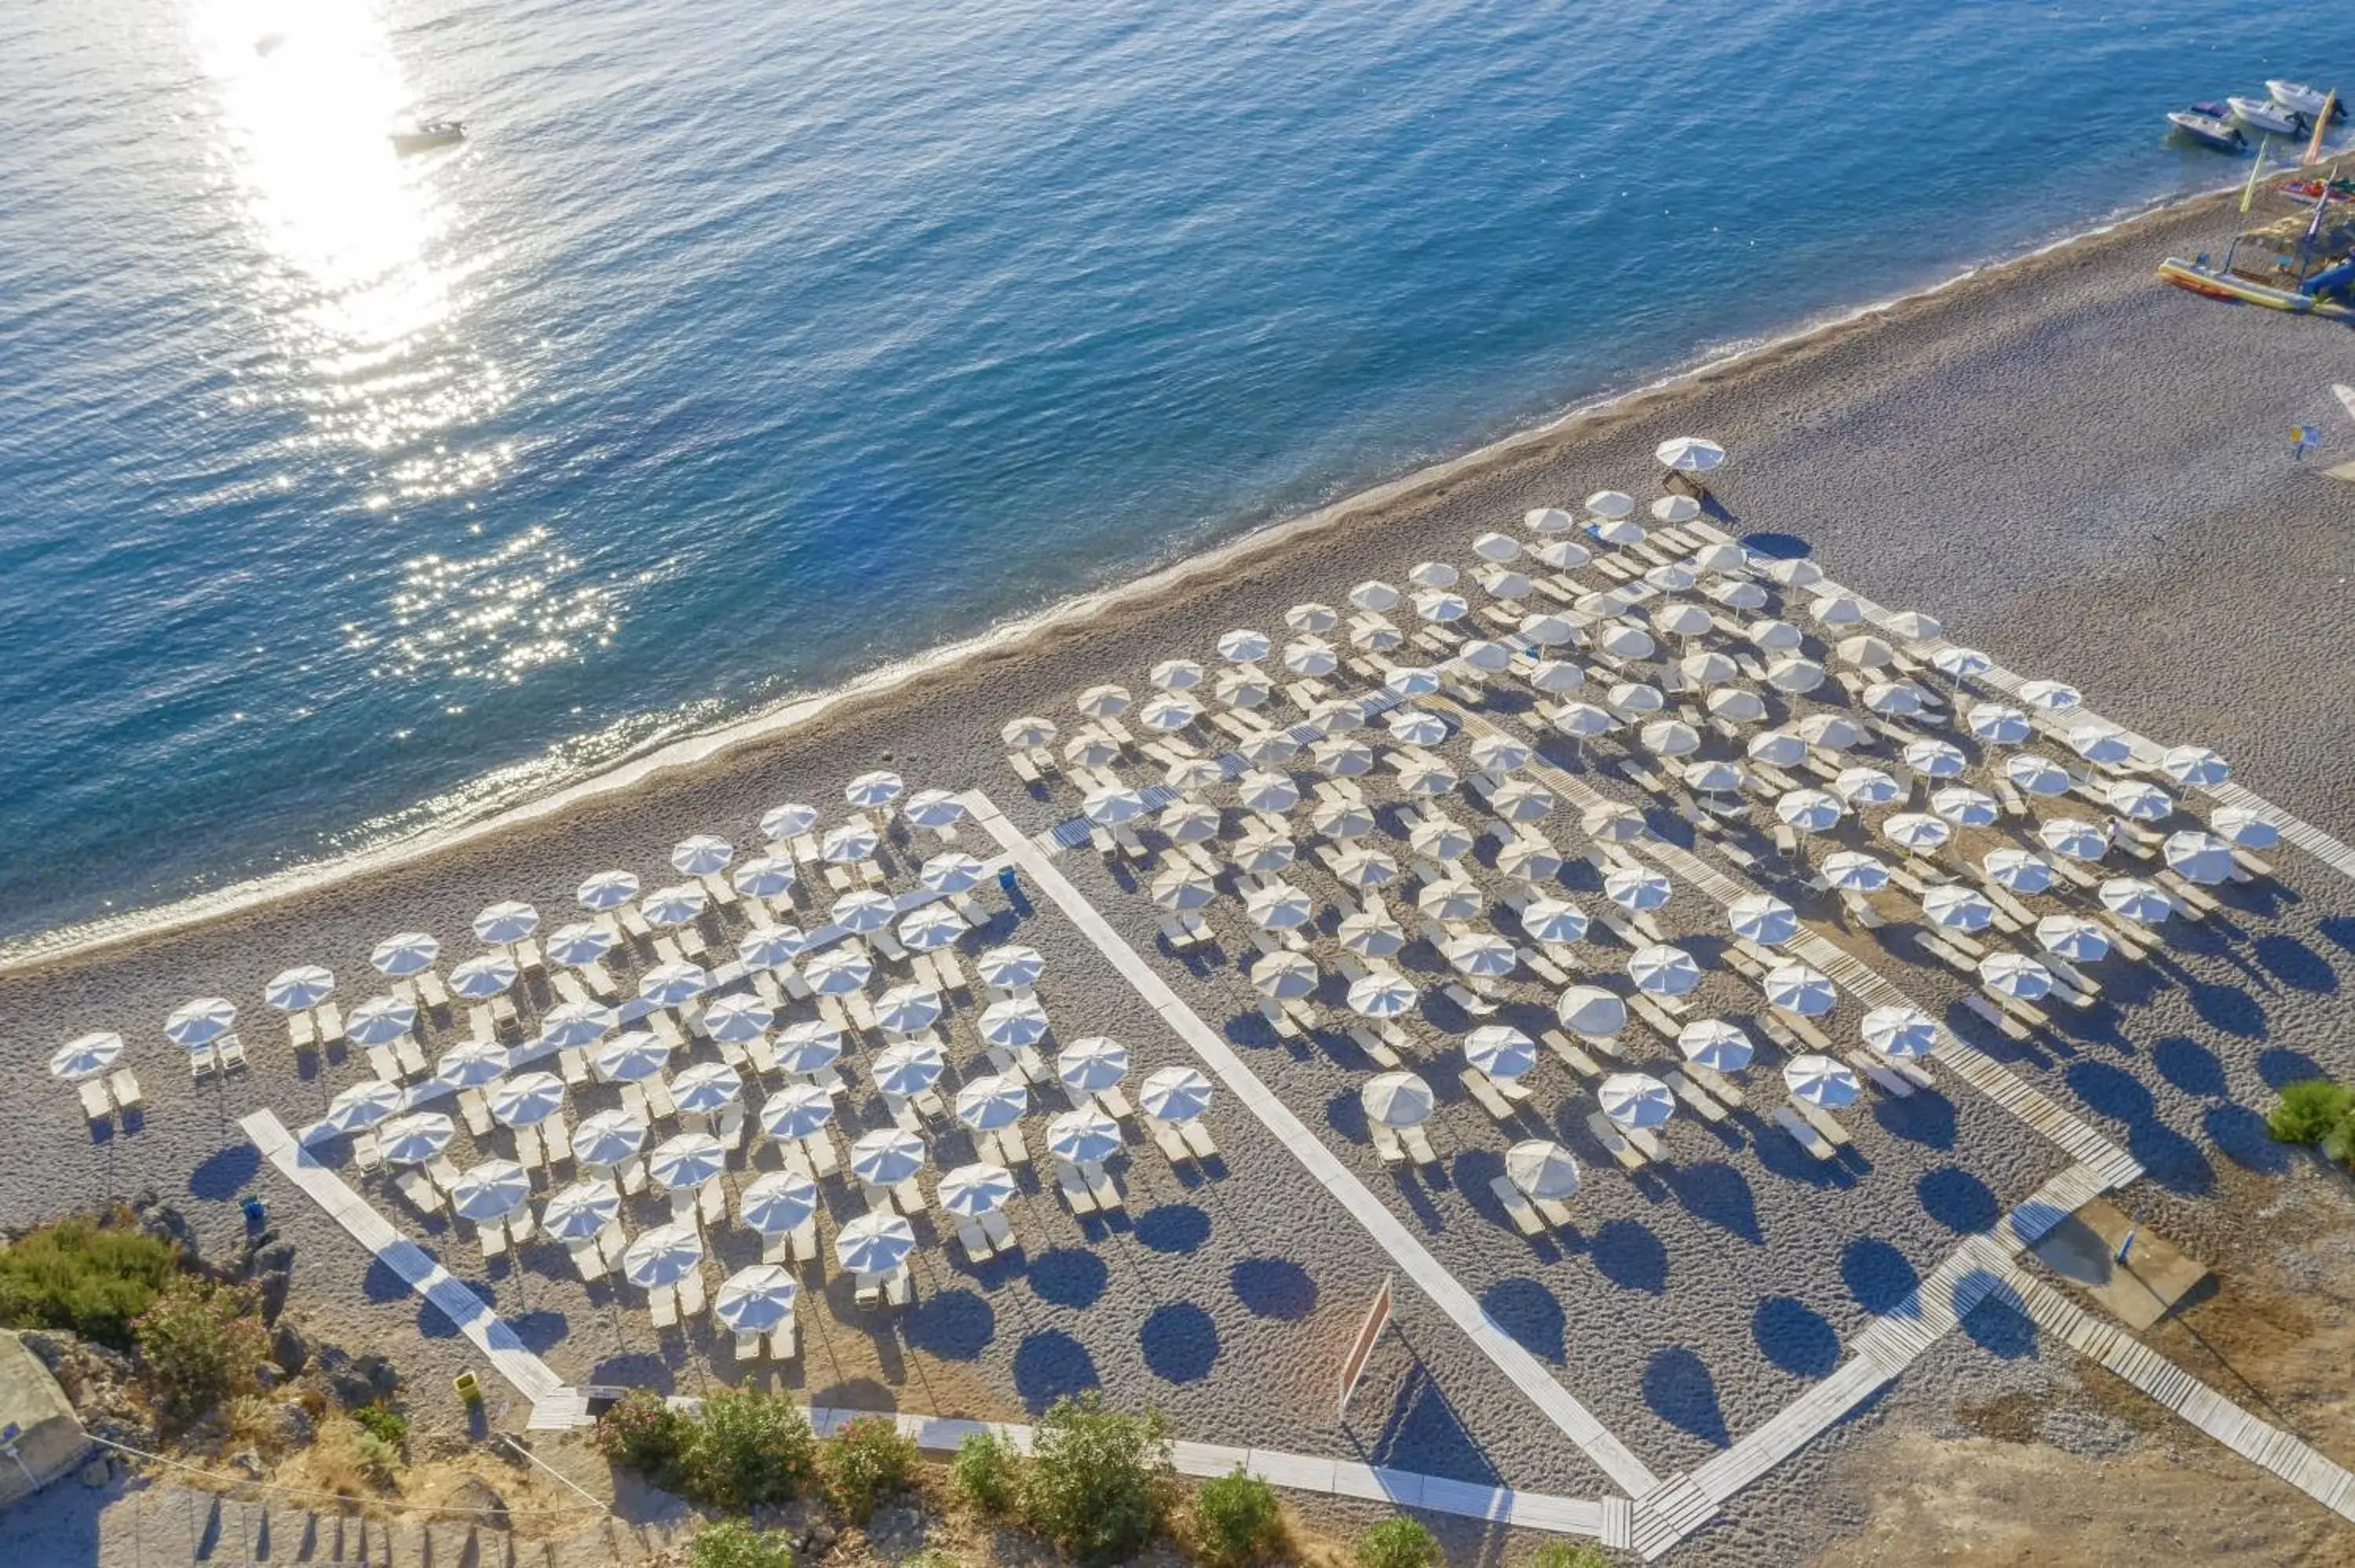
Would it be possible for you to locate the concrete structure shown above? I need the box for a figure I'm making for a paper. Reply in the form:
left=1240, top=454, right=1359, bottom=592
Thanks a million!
left=0, top=1332, right=89, bottom=1508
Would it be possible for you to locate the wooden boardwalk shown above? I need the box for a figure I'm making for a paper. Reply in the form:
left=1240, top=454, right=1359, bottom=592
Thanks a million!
left=967, top=789, right=1664, bottom=1498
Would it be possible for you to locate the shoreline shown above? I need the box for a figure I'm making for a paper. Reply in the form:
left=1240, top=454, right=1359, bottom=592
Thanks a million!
left=0, top=177, right=2248, bottom=976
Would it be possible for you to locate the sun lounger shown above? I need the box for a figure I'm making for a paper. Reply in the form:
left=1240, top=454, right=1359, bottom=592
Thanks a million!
left=1660, top=1070, right=1728, bottom=1122
left=1489, top=1176, right=1546, bottom=1237
left=478, top=1220, right=508, bottom=1261
left=396, top=1169, right=441, bottom=1212
left=1842, top=1049, right=1916, bottom=1098
left=458, top=1088, right=495, bottom=1137
left=287, top=1012, right=316, bottom=1052
left=1054, top=1158, right=1099, bottom=1212
left=415, top=971, right=451, bottom=1009
left=1794, top=1099, right=1852, bottom=1148
left=1773, top=1104, right=1838, bottom=1160
left=217, top=1035, right=248, bottom=1073
left=568, top=1237, right=609, bottom=1281
left=1458, top=1069, right=1516, bottom=1122
left=648, top=1285, right=679, bottom=1328
left=734, top=1330, right=765, bottom=1362
left=1541, top=1030, right=1602, bottom=1079
left=77, top=1078, right=112, bottom=1123
left=1584, top=1111, right=1645, bottom=1171
left=395, top=1035, right=429, bottom=1078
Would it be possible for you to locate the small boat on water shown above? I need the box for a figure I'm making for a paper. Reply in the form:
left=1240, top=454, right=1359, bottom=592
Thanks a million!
left=2267, top=81, right=2344, bottom=122
left=389, top=119, right=465, bottom=154
left=2167, top=108, right=2246, bottom=151
left=2228, top=95, right=2300, bottom=137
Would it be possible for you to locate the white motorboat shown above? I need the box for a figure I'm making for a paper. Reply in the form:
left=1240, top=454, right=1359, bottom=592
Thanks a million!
left=2167, top=109, right=2246, bottom=152
left=2267, top=81, right=2342, bottom=122
left=2228, top=95, right=2300, bottom=137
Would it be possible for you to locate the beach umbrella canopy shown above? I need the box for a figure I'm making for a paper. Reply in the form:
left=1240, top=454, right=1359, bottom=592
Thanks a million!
left=1290, top=600, right=1342, bottom=633
left=1984, top=848, right=2054, bottom=895
left=845, top=770, right=906, bottom=808
left=1776, top=789, right=1846, bottom=834
left=377, top=1112, right=455, bottom=1165
left=1723, top=893, right=1798, bottom=947
left=1139, top=1065, right=1214, bottom=1122
left=1678, top=1019, right=1754, bottom=1073
left=623, top=1224, right=705, bottom=1289
left=801, top=947, right=872, bottom=996
left=672, top=835, right=733, bottom=876
left=874, top=983, right=944, bottom=1034
left=1605, top=866, right=1673, bottom=913
left=2018, top=679, right=2081, bottom=711
left=1217, top=628, right=1272, bottom=663
left=871, top=1041, right=944, bottom=1098
left=1710, top=578, right=1769, bottom=611
left=977, top=943, right=1046, bottom=990
left=266, top=965, right=337, bottom=1012
left=1654, top=602, right=1714, bottom=639
left=759, top=1081, right=836, bottom=1140
left=896, top=904, right=966, bottom=954
left=1234, top=832, right=1299, bottom=873
left=2003, top=754, right=2073, bottom=798
left=1057, top=1035, right=1131, bottom=1093
left=1528, top=658, right=1587, bottom=694
left=1083, top=785, right=1148, bottom=826
left=1599, top=1072, right=1675, bottom=1129
left=572, top=1107, right=648, bottom=1166
left=1472, top=530, right=1521, bottom=562
left=1557, top=985, right=1627, bottom=1038
left=2211, top=805, right=2278, bottom=850
left=639, top=961, right=712, bottom=1007
left=1933, top=646, right=1992, bottom=680
left=593, top=1030, right=670, bottom=1083
left=371, top=933, right=440, bottom=978
left=1383, top=665, right=1443, bottom=700
left=715, top=1265, right=800, bottom=1333
left=1047, top=1107, right=1124, bottom=1164
left=1338, top=910, right=1406, bottom=958
left=1245, top=882, right=1315, bottom=931
left=2036, top=913, right=2111, bottom=963
left=1748, top=618, right=1803, bottom=651
left=1764, top=557, right=1824, bottom=587
left=920, top=851, right=989, bottom=894
left=1586, top=489, right=1639, bottom=520
left=1865, top=680, right=1926, bottom=719
left=541, top=1180, right=621, bottom=1243
left=1408, top=817, right=1474, bottom=863
left=1348, top=968, right=1419, bottom=1019
left=1488, top=778, right=1557, bottom=822
left=1445, top=932, right=1517, bottom=979
left=1464, top=1026, right=1538, bottom=1081
left=1680, top=651, right=1740, bottom=689
left=1979, top=952, right=2054, bottom=1001
left=436, top=1037, right=509, bottom=1088
left=1882, top=812, right=1952, bottom=853
left=345, top=995, right=418, bottom=1046
left=1237, top=731, right=1300, bottom=768
left=1505, top=1140, right=1581, bottom=1202
left=1783, top=1054, right=1860, bottom=1109
left=323, top=1078, right=403, bottom=1133
left=939, top=1161, right=1020, bottom=1218
left=1628, top=943, right=1702, bottom=997
left=648, top=1132, right=728, bottom=1191
left=732, top=855, right=798, bottom=900
left=1361, top=1071, right=1435, bottom=1128
left=1922, top=884, right=1996, bottom=933
left=449, top=953, right=519, bottom=1001
left=451, top=1161, right=530, bottom=1223
left=761, top=802, right=823, bottom=841
left=1150, top=865, right=1217, bottom=912
left=1595, top=622, right=1656, bottom=660
left=1283, top=639, right=1339, bottom=678
left=1638, top=719, right=1702, bottom=758
left=1656, top=436, right=1725, bottom=473
left=1835, top=634, right=1896, bottom=669
left=1904, top=739, right=1969, bottom=779
left=1810, top=595, right=1865, bottom=629
left=1765, top=658, right=1826, bottom=695
left=1517, top=612, right=1575, bottom=647
left=671, top=1061, right=745, bottom=1115
left=491, top=1071, right=568, bottom=1127
left=1413, top=589, right=1469, bottom=625
left=640, top=883, right=709, bottom=928
left=1151, top=657, right=1206, bottom=691
left=1251, top=951, right=1320, bottom=1001
left=1747, top=730, right=1807, bottom=768
left=904, top=789, right=967, bottom=830
left=2040, top=817, right=2111, bottom=862
left=1822, top=850, right=1889, bottom=892
left=980, top=995, right=1050, bottom=1048
left=821, top=821, right=882, bottom=863
left=547, top=922, right=617, bottom=967
left=1217, top=668, right=1273, bottom=708
left=1236, top=771, right=1302, bottom=815
left=1470, top=732, right=1532, bottom=775
left=1833, top=767, right=1902, bottom=809
left=1386, top=706, right=1450, bottom=748
left=1966, top=703, right=2031, bottom=745
left=1496, top=836, right=1564, bottom=883
left=1763, top=962, right=1837, bottom=1016
left=831, top=889, right=898, bottom=934
left=1861, top=1005, right=1938, bottom=1059
left=2162, top=746, right=2230, bottom=787
left=1312, top=736, right=1377, bottom=776
left=1136, top=693, right=1201, bottom=734
left=834, top=1212, right=915, bottom=1274
left=740, top=1169, right=821, bottom=1233
left=1798, top=714, right=1865, bottom=752
left=1594, top=517, right=1647, bottom=546
left=955, top=1074, right=1030, bottom=1132
left=50, top=1031, right=125, bottom=1082
left=1886, top=609, right=1943, bottom=640
left=1313, top=797, right=1378, bottom=840
left=1064, top=733, right=1121, bottom=768
left=1416, top=880, right=1483, bottom=923
left=1521, top=898, right=1590, bottom=946
left=1930, top=786, right=1999, bottom=827
left=2107, top=779, right=2175, bottom=823
left=2100, top=877, right=2175, bottom=924
left=2067, top=724, right=2133, bottom=767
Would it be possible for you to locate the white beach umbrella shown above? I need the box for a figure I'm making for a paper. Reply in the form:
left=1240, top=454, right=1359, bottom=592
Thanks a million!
left=1557, top=985, right=1627, bottom=1038
left=1811, top=594, right=1864, bottom=629
left=1064, top=732, right=1121, bottom=768
left=1349, top=579, right=1401, bottom=612
left=1233, top=833, right=1299, bottom=873
left=976, top=943, right=1046, bottom=990
left=2100, top=877, right=2175, bottom=924
left=1056, top=1035, right=1131, bottom=1095
left=2039, top=817, right=2111, bottom=862
left=1150, top=865, right=1217, bottom=912
left=2162, top=830, right=2235, bottom=885
left=903, top=789, right=966, bottom=830
left=1763, top=557, right=1824, bottom=587
left=1348, top=615, right=1404, bottom=652
left=831, top=888, right=899, bottom=933
left=1360, top=1071, right=1435, bottom=1129
left=1727, top=892, right=1799, bottom=946
left=1463, top=1025, right=1538, bottom=1081
left=1445, top=932, right=1517, bottom=979
left=919, top=851, right=989, bottom=895
left=1328, top=846, right=1401, bottom=892
left=1312, top=797, right=1377, bottom=841
left=731, top=856, right=798, bottom=899
left=491, top=1071, right=568, bottom=1128
left=1151, top=658, right=1206, bottom=691
left=2107, top=779, right=2175, bottom=823
left=2003, top=755, right=2073, bottom=798
left=1386, top=708, right=1450, bottom=748
left=1864, top=681, right=1927, bottom=718
left=1763, top=962, right=1837, bottom=1016
left=50, top=1031, right=125, bottom=1082
left=671, top=1061, right=745, bottom=1115
left=2018, top=679, right=2082, bottom=711
left=938, top=1162, right=1019, bottom=1219
left=1600, top=1072, right=1675, bottom=1129
left=2161, top=746, right=2230, bottom=787
left=1645, top=565, right=1699, bottom=595
left=1383, top=665, right=1443, bottom=700
left=871, top=1041, right=944, bottom=1099
left=1983, top=848, right=2054, bottom=895
left=802, top=947, right=872, bottom=997
left=1469, top=733, right=1532, bottom=775
left=1082, top=784, right=1148, bottom=826
left=1517, top=613, right=1575, bottom=647
left=648, top=1132, right=728, bottom=1191
left=1283, top=638, right=1340, bottom=677
left=1783, top=1055, right=1860, bottom=1110
left=451, top=1161, right=530, bottom=1223
left=1886, top=610, right=1943, bottom=640
left=1822, top=851, right=1890, bottom=892
left=1678, top=1019, right=1754, bottom=1073
left=638, top=961, right=712, bottom=1008
left=738, top=925, right=809, bottom=971
left=345, top=995, right=418, bottom=1046
left=1338, top=910, right=1406, bottom=958
left=1137, top=1065, right=1214, bottom=1123
left=1835, top=634, right=1896, bottom=669
left=641, top=883, right=709, bottom=928
left=1501, top=840, right=1563, bottom=888
left=1416, top=880, right=1483, bottom=923
left=1488, top=779, right=1556, bottom=822
left=835, top=1212, right=916, bottom=1274
left=954, top=1074, right=1030, bottom=1132
left=896, top=903, right=966, bottom=954
left=1933, top=646, right=1992, bottom=680
left=1528, top=660, right=1588, bottom=697
left=1237, top=771, right=1302, bottom=815
left=1710, top=579, right=1769, bottom=611
left=1765, top=658, right=1826, bottom=695
left=1407, top=817, right=1474, bottom=863
left=1287, top=602, right=1341, bottom=634
left=845, top=770, right=907, bottom=808
left=1552, top=702, right=1616, bottom=742
left=542, top=999, right=618, bottom=1049
left=1654, top=602, right=1714, bottom=640
left=1681, top=760, right=1745, bottom=799
left=371, top=933, right=440, bottom=978
left=1628, top=943, right=1701, bottom=997
left=436, top=1037, right=508, bottom=1088
left=1500, top=1142, right=1579, bottom=1204
left=980, top=995, right=1050, bottom=1048
left=1526, top=507, right=1577, bottom=535
left=2066, top=724, right=2132, bottom=767
left=1245, top=882, right=1314, bottom=932
left=715, top=1265, right=800, bottom=1333
left=761, top=802, right=823, bottom=841
left=1047, top=1107, right=1124, bottom=1165
left=1137, top=694, right=1200, bottom=734
left=1605, top=866, right=1674, bottom=913
left=672, top=835, right=733, bottom=876
left=266, top=966, right=337, bottom=1012
left=1583, top=490, right=1637, bottom=521
left=1882, top=812, right=1952, bottom=853
left=1967, top=703, right=2031, bottom=745
left=1930, top=786, right=1999, bottom=827
left=740, top=1169, right=821, bottom=1232
left=1348, top=969, right=1418, bottom=1019
left=1860, top=1005, right=1938, bottom=1059
left=376, top=1111, right=455, bottom=1166
left=1833, top=767, right=1902, bottom=809
left=1776, top=789, right=1846, bottom=834
left=541, top=1180, right=621, bottom=1243
left=547, top=922, right=617, bottom=967
left=874, top=982, right=944, bottom=1034
left=1747, top=730, right=1807, bottom=768
left=1748, top=618, right=1803, bottom=651
left=2210, top=805, right=2278, bottom=850
left=1521, top=898, right=1590, bottom=946
left=623, top=1224, right=705, bottom=1289
left=1409, top=560, right=1462, bottom=591
left=572, top=1107, right=648, bottom=1166
left=1656, top=437, right=1725, bottom=474
left=1798, top=714, right=1866, bottom=752
left=1638, top=719, right=1702, bottom=758
left=1217, top=629, right=1272, bottom=664
left=449, top=953, right=519, bottom=1001
left=2036, top=913, right=2111, bottom=963
left=1680, top=651, right=1740, bottom=689
left=1979, top=952, right=2054, bottom=1001
left=593, top=1030, right=670, bottom=1084
left=1922, top=884, right=1996, bottom=934
left=323, top=1078, right=403, bottom=1133
left=759, top=1081, right=836, bottom=1141
left=1595, top=622, right=1656, bottom=660
left=821, top=821, right=881, bottom=863
left=1575, top=806, right=1643, bottom=849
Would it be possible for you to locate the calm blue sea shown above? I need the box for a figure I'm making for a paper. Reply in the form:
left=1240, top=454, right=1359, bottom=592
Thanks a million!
left=2, top=0, right=2348, bottom=939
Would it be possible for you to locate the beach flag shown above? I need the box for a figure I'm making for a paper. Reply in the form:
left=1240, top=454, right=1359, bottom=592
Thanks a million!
left=2241, top=137, right=2271, bottom=213
left=2302, top=92, right=2337, bottom=167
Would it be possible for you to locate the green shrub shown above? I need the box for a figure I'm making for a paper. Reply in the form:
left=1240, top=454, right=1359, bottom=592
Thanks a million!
left=352, top=1402, right=408, bottom=1449
left=951, top=1428, right=1022, bottom=1516
left=133, top=1276, right=268, bottom=1428
left=0, top=1216, right=177, bottom=1350
left=1190, top=1466, right=1287, bottom=1568
left=824, top=1414, right=920, bottom=1523
left=679, top=1387, right=816, bottom=1509
left=312, top=1413, right=402, bottom=1494
left=902, top=1552, right=961, bottom=1568
left=1526, top=1544, right=1609, bottom=1568
left=688, top=1518, right=790, bottom=1568
left=1356, top=1514, right=1443, bottom=1568
left=1020, top=1392, right=1174, bottom=1566
left=2270, top=1080, right=2353, bottom=1146
left=590, top=1388, right=690, bottom=1482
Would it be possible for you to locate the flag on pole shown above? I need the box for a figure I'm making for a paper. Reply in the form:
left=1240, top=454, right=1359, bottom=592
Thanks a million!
left=2302, top=91, right=2337, bottom=167
left=2241, top=137, right=2271, bottom=213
